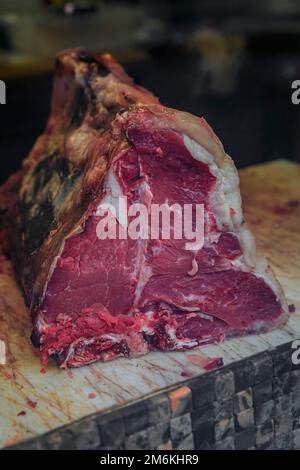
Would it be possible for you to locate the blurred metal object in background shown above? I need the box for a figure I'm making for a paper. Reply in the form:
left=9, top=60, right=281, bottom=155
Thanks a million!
left=190, top=29, right=245, bottom=95
left=43, top=0, right=99, bottom=15
left=0, top=2, right=142, bottom=57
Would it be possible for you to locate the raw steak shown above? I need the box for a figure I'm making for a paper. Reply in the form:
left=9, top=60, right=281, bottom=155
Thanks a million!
left=0, top=49, right=288, bottom=368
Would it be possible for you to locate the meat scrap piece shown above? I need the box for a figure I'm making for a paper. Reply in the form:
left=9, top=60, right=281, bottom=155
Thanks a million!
left=0, top=49, right=288, bottom=368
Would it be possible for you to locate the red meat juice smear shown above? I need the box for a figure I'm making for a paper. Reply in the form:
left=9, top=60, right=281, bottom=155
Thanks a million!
left=26, top=399, right=37, bottom=409
left=187, top=353, right=223, bottom=371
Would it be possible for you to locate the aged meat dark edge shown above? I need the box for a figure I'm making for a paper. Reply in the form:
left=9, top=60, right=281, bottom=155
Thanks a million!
left=0, top=48, right=289, bottom=368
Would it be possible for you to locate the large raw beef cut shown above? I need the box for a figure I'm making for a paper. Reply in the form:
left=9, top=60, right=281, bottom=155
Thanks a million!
left=0, top=49, right=288, bottom=368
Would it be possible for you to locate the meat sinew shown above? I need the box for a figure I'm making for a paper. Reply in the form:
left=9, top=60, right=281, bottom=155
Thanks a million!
left=0, top=49, right=288, bottom=368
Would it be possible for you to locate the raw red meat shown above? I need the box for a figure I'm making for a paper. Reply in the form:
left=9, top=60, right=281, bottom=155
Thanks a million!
left=0, top=49, right=288, bottom=368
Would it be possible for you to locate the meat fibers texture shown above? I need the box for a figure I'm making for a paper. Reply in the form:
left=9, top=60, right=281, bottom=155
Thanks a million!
left=0, top=49, right=289, bottom=368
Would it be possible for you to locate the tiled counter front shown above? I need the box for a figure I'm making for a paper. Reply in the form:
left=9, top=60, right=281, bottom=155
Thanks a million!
left=8, top=340, right=300, bottom=450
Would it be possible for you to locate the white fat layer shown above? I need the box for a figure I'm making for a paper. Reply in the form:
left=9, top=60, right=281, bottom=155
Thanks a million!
left=183, top=135, right=288, bottom=311
left=183, top=135, right=243, bottom=230
left=59, top=335, right=123, bottom=368
left=96, top=165, right=127, bottom=228
left=168, top=329, right=198, bottom=348
left=133, top=263, right=153, bottom=305
left=165, top=324, right=205, bottom=347
left=36, top=313, right=51, bottom=333
left=140, top=311, right=199, bottom=347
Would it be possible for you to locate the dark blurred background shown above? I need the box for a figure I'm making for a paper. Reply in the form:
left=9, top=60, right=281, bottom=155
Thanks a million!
left=1, top=0, right=300, bottom=183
